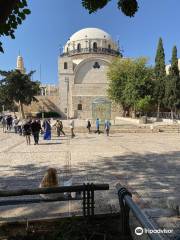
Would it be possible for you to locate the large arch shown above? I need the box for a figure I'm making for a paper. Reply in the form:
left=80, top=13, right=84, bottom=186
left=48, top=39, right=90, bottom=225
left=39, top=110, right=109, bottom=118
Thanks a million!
left=74, top=57, right=111, bottom=84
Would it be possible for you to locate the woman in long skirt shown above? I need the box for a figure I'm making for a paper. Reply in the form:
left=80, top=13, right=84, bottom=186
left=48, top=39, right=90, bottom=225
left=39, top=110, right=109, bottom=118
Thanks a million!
left=43, top=119, right=51, bottom=140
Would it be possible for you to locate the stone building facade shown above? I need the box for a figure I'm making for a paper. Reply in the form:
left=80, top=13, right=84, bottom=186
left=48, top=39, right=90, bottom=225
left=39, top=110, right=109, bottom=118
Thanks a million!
left=58, top=28, right=122, bottom=120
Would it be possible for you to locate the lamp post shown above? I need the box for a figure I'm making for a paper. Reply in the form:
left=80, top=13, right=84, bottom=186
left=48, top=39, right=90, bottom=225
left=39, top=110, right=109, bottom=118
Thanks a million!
left=65, top=77, right=69, bottom=120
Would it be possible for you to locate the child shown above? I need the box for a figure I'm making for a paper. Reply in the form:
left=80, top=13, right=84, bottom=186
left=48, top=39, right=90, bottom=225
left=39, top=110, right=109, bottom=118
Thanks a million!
left=39, top=168, right=63, bottom=199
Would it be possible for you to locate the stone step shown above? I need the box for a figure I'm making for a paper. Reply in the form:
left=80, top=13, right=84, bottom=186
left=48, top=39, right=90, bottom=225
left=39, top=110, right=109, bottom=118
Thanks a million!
left=53, top=127, right=154, bottom=134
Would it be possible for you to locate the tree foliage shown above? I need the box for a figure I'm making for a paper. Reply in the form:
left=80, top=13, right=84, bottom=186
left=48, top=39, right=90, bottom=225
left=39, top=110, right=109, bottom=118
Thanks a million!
left=0, top=0, right=31, bottom=53
left=136, top=95, right=152, bottom=113
left=164, top=46, right=180, bottom=116
left=82, top=0, right=138, bottom=17
left=154, top=37, right=166, bottom=114
left=107, top=57, right=153, bottom=114
left=0, top=0, right=139, bottom=53
left=0, top=70, right=40, bottom=117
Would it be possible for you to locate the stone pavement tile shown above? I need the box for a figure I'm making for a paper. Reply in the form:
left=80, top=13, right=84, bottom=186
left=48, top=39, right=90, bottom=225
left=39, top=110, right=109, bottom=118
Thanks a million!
left=144, top=208, right=177, bottom=218
left=0, top=131, right=180, bottom=235
left=167, top=197, right=180, bottom=215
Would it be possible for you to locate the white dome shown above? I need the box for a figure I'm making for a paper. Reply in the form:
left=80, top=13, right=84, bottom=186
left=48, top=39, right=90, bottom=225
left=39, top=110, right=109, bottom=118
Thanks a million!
left=69, top=28, right=112, bottom=41
left=62, top=27, right=119, bottom=55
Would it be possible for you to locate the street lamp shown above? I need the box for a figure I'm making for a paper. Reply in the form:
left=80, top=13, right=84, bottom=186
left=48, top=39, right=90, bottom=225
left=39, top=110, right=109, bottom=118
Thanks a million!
left=65, top=77, right=69, bottom=120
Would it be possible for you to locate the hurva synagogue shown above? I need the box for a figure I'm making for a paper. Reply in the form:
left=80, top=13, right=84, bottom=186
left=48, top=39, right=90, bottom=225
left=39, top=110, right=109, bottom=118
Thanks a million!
left=20, top=27, right=124, bottom=120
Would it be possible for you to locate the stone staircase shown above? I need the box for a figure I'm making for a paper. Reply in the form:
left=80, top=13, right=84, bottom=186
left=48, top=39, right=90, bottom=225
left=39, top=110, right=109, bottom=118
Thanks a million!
left=154, top=124, right=180, bottom=133
left=58, top=123, right=180, bottom=134
left=57, top=124, right=154, bottom=134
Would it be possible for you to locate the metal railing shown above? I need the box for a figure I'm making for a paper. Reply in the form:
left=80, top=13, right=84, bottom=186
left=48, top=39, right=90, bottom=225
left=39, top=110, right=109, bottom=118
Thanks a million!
left=60, top=47, right=121, bottom=57
left=116, top=184, right=167, bottom=240
left=0, top=183, right=109, bottom=217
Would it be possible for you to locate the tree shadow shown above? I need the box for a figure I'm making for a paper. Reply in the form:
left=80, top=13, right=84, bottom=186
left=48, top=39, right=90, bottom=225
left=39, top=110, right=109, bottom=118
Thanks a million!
left=0, top=151, right=179, bottom=222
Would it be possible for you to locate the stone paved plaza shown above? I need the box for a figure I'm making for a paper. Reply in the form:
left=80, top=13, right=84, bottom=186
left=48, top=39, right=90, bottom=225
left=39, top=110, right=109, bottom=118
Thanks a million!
left=0, top=129, right=180, bottom=238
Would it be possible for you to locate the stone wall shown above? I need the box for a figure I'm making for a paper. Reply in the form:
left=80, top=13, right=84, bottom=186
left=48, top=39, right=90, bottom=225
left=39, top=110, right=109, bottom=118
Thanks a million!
left=23, top=95, right=61, bottom=116
left=58, top=51, right=122, bottom=119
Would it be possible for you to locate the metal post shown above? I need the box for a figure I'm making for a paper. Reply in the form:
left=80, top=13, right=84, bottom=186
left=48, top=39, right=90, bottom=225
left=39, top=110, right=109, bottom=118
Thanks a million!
left=116, top=184, right=166, bottom=240
left=87, top=183, right=90, bottom=217
left=83, top=183, right=86, bottom=217
left=117, top=185, right=132, bottom=236
left=91, top=183, right=95, bottom=216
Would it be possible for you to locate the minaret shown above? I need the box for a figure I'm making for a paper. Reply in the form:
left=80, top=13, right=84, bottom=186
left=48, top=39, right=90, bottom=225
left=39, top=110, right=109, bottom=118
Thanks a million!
left=16, top=55, right=25, bottom=74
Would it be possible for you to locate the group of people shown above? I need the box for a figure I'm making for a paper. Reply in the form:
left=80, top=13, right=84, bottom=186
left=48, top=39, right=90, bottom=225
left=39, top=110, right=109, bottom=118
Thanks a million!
left=0, top=115, right=67, bottom=145
left=1, top=115, right=13, bottom=133
left=1, top=115, right=111, bottom=145
left=87, top=118, right=111, bottom=136
left=23, top=118, right=42, bottom=145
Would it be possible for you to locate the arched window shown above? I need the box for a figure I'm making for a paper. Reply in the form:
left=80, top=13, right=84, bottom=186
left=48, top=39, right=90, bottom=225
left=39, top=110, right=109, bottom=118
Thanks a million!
left=108, top=44, right=111, bottom=49
left=66, top=47, right=69, bottom=53
left=93, top=42, right=97, bottom=51
left=78, top=104, right=82, bottom=111
left=77, top=43, right=81, bottom=52
left=64, top=62, right=68, bottom=69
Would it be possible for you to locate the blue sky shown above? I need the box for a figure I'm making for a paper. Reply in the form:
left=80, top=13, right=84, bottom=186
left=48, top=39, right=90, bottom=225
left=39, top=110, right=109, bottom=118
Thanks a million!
left=0, top=0, right=179, bottom=84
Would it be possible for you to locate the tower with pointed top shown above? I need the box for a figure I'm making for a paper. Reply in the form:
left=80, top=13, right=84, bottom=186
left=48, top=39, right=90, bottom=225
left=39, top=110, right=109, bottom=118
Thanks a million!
left=16, top=55, right=25, bottom=74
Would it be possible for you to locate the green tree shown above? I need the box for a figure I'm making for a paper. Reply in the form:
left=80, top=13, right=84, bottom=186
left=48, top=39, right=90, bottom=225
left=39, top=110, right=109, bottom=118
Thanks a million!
left=0, top=70, right=40, bottom=118
left=0, top=0, right=138, bottom=53
left=164, top=46, right=180, bottom=119
left=0, top=85, right=16, bottom=112
left=0, top=0, right=31, bottom=52
left=82, top=0, right=138, bottom=16
left=154, top=37, right=166, bottom=118
left=136, top=95, right=152, bottom=116
left=107, top=57, right=153, bottom=117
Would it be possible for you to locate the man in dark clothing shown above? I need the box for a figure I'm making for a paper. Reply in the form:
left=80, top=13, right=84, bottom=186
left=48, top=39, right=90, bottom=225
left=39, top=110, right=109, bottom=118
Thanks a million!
left=6, top=115, right=13, bottom=131
left=31, top=119, right=41, bottom=145
left=23, top=120, right=31, bottom=145
left=87, top=120, right=91, bottom=133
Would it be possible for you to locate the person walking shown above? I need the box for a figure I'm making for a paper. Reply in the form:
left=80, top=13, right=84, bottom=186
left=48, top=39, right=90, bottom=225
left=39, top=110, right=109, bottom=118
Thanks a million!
left=1, top=116, right=7, bottom=133
left=17, top=119, right=23, bottom=135
left=6, top=115, right=12, bottom=131
left=59, top=120, right=65, bottom=136
left=43, top=119, right=51, bottom=140
left=70, top=119, right=75, bottom=138
left=54, top=120, right=61, bottom=137
left=54, top=120, right=65, bottom=137
left=104, top=119, right=111, bottom=136
left=95, top=118, right=100, bottom=134
left=31, top=118, right=41, bottom=145
left=23, top=120, right=31, bottom=145
left=86, top=119, right=91, bottom=133
left=13, top=116, right=19, bottom=133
